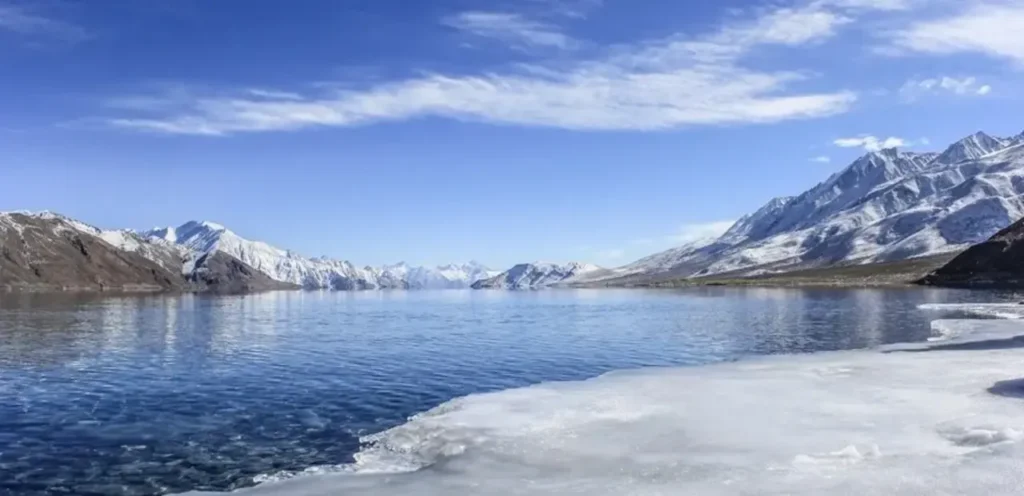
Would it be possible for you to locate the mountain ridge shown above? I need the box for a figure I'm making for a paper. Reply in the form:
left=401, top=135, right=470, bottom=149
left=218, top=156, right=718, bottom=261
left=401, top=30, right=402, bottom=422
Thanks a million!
left=601, top=129, right=1024, bottom=285
left=143, top=221, right=498, bottom=290
left=472, top=262, right=605, bottom=289
left=0, top=212, right=294, bottom=293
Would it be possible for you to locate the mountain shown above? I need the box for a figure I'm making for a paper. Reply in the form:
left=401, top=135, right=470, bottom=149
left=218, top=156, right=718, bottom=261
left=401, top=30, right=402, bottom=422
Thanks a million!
left=931, top=131, right=1009, bottom=166
left=383, top=261, right=498, bottom=289
left=919, top=216, right=1024, bottom=288
left=0, top=212, right=182, bottom=292
left=187, top=251, right=299, bottom=294
left=717, top=196, right=795, bottom=246
left=611, top=130, right=1024, bottom=283
left=145, top=221, right=497, bottom=290
left=0, top=211, right=297, bottom=293
left=472, top=262, right=604, bottom=289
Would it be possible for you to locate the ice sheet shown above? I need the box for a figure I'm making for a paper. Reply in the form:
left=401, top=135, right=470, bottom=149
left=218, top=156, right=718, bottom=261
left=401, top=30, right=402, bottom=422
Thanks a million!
left=190, top=321, right=1024, bottom=496
left=919, top=303, right=1024, bottom=320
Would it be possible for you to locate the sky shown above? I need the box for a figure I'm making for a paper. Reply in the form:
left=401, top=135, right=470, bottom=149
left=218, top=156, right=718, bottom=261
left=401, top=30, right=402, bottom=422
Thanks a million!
left=2, top=0, right=1024, bottom=269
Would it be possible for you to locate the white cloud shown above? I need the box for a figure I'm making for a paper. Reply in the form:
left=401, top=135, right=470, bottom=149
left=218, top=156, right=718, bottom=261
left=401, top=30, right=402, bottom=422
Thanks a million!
left=899, top=76, right=992, bottom=101
left=443, top=12, right=575, bottom=50
left=811, top=155, right=832, bottom=163
left=246, top=89, right=304, bottom=101
left=528, top=0, right=604, bottom=19
left=833, top=135, right=914, bottom=151
left=106, top=1, right=875, bottom=136
left=889, top=3, right=1024, bottom=64
left=821, top=0, right=914, bottom=10
left=668, top=221, right=737, bottom=245
left=0, top=3, right=88, bottom=42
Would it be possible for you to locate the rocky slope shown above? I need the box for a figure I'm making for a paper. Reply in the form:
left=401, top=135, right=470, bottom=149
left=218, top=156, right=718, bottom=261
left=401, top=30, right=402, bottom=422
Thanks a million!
left=145, top=221, right=496, bottom=290
left=610, top=130, right=1024, bottom=283
left=0, top=212, right=185, bottom=292
left=919, top=217, right=1024, bottom=288
left=0, top=212, right=294, bottom=293
left=472, top=262, right=605, bottom=289
left=187, top=251, right=299, bottom=293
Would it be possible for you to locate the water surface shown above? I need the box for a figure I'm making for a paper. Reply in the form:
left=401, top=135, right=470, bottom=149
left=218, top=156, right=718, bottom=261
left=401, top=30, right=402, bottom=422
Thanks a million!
left=0, top=288, right=1013, bottom=495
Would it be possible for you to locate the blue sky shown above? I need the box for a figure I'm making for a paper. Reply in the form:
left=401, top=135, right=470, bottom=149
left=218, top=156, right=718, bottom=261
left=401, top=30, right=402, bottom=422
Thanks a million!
left=2, top=0, right=1023, bottom=268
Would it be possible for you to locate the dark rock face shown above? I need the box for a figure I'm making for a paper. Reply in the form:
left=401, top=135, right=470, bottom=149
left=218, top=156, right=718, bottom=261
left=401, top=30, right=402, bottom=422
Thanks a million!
left=919, top=217, right=1024, bottom=288
left=187, top=252, right=299, bottom=294
left=0, top=214, right=184, bottom=293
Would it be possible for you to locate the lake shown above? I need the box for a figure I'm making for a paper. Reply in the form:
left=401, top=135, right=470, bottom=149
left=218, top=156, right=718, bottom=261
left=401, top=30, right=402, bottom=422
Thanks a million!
left=0, top=288, right=1016, bottom=495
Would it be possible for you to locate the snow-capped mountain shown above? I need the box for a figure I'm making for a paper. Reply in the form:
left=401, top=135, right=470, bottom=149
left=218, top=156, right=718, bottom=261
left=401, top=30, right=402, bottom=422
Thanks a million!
left=383, top=262, right=498, bottom=289
left=144, top=221, right=497, bottom=290
left=931, top=131, right=1009, bottom=166
left=717, top=196, right=794, bottom=246
left=472, top=262, right=605, bottom=289
left=617, top=130, right=1024, bottom=280
left=0, top=211, right=294, bottom=293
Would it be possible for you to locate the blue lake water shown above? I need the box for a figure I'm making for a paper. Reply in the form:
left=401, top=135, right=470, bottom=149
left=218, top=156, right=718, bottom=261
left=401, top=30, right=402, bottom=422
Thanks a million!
left=0, top=288, right=1015, bottom=495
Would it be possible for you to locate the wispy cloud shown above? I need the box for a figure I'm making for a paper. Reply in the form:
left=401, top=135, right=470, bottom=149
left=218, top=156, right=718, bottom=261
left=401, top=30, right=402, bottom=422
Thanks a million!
left=899, top=76, right=992, bottom=101
left=888, top=2, right=1024, bottom=64
left=533, top=0, right=604, bottom=19
left=443, top=11, right=575, bottom=50
left=811, top=155, right=832, bottom=163
left=0, top=3, right=88, bottom=42
left=103, top=0, right=896, bottom=136
left=823, top=0, right=915, bottom=10
left=246, top=89, right=305, bottom=101
left=833, top=135, right=917, bottom=151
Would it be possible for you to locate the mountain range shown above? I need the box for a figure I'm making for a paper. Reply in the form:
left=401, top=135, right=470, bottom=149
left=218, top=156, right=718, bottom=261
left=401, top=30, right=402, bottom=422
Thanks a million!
left=472, top=262, right=607, bottom=289
left=0, top=213, right=498, bottom=293
left=3, top=129, right=1024, bottom=293
left=143, top=221, right=497, bottom=290
left=587, top=129, right=1024, bottom=286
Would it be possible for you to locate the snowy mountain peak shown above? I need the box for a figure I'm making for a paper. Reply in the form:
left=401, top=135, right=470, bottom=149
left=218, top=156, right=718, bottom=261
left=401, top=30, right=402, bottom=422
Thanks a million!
left=198, top=221, right=227, bottom=232
left=147, top=226, right=178, bottom=243
left=932, top=131, right=1006, bottom=165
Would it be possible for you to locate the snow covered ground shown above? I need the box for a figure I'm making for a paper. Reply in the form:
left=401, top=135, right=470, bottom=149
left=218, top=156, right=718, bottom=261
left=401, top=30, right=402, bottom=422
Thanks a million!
left=190, top=304, right=1024, bottom=496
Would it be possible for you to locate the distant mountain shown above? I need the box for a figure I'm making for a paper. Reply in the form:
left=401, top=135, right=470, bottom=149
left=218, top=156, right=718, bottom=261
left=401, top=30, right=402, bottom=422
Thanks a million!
left=920, top=216, right=1024, bottom=288
left=0, top=212, right=293, bottom=293
left=610, top=130, right=1024, bottom=282
left=144, top=221, right=497, bottom=290
left=383, top=262, right=497, bottom=290
left=472, top=262, right=605, bottom=289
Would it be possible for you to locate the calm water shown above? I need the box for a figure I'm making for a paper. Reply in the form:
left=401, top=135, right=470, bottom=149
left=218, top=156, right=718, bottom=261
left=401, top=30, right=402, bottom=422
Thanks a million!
left=0, top=288, right=1015, bottom=495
